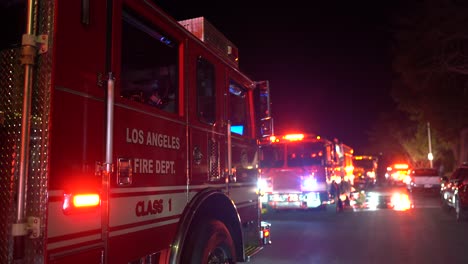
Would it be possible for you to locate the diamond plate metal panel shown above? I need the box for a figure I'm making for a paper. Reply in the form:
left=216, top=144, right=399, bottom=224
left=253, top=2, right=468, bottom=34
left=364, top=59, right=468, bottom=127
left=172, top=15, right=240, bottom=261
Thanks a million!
left=209, top=138, right=220, bottom=181
left=0, top=1, right=54, bottom=263
left=23, top=1, right=54, bottom=263
left=0, top=47, right=23, bottom=264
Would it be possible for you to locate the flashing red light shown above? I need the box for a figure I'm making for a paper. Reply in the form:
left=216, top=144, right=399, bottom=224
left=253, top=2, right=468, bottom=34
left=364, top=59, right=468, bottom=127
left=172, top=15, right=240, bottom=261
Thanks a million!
left=73, top=194, right=100, bottom=207
left=394, top=164, right=409, bottom=170
left=63, top=193, right=100, bottom=214
left=283, top=134, right=304, bottom=141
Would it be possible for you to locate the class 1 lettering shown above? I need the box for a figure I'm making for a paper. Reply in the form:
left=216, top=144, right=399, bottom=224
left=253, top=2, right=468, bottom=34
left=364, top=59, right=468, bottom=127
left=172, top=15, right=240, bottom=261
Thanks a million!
left=135, top=199, right=164, bottom=216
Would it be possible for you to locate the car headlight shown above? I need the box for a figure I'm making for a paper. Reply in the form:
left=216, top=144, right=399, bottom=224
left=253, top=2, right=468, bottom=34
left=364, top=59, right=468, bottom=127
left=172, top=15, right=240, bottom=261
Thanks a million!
left=258, top=178, right=268, bottom=190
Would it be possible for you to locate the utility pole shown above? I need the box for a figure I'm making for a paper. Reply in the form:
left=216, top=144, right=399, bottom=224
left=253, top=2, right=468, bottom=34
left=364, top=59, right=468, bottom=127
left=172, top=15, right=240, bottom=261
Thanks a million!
left=427, top=122, right=433, bottom=168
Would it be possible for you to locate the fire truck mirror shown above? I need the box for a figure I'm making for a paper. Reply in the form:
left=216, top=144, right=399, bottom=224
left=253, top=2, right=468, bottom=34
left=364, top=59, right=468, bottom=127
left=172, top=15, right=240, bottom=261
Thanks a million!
left=254, top=80, right=271, bottom=120
left=259, top=117, right=273, bottom=138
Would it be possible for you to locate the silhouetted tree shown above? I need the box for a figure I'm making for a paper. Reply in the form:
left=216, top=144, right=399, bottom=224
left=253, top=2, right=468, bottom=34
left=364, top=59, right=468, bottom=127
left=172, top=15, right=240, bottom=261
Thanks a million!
left=391, top=0, right=468, bottom=167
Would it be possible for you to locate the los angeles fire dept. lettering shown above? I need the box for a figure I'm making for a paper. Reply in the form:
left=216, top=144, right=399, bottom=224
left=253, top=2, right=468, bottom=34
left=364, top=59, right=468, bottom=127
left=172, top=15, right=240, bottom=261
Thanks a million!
left=146, top=132, right=180, bottom=149
left=135, top=199, right=164, bottom=216
left=134, top=158, right=175, bottom=174
left=126, top=128, right=180, bottom=150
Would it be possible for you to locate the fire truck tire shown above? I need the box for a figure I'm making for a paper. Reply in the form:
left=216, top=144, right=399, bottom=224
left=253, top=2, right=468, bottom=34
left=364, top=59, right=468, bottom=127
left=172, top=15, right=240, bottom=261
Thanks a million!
left=181, top=219, right=236, bottom=264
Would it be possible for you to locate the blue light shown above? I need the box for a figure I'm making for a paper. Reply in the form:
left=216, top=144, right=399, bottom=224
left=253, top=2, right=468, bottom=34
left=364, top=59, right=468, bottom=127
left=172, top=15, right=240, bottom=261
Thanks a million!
left=231, top=125, right=244, bottom=135
left=302, top=177, right=317, bottom=191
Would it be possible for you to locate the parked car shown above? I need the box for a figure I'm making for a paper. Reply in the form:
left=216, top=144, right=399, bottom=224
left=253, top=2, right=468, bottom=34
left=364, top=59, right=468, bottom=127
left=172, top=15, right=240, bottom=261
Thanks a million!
left=440, top=164, right=468, bottom=221
left=406, top=168, right=441, bottom=193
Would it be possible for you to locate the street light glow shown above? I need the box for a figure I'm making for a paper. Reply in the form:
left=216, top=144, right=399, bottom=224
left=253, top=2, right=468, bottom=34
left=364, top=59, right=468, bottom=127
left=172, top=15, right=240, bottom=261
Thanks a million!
left=428, top=153, right=433, bottom=161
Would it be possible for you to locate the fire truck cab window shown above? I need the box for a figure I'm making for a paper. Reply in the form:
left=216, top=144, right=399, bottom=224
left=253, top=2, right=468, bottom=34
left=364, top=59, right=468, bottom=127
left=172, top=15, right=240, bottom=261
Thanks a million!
left=229, top=81, right=249, bottom=136
left=259, top=145, right=285, bottom=168
left=196, top=58, right=216, bottom=124
left=287, top=142, right=325, bottom=167
left=120, top=9, right=178, bottom=113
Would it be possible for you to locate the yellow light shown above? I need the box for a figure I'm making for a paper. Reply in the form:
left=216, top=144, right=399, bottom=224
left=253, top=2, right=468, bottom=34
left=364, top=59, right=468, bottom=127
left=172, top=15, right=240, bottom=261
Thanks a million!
left=269, top=136, right=277, bottom=142
left=283, top=134, right=304, bottom=141
left=316, top=136, right=321, bottom=139
left=73, top=194, right=100, bottom=207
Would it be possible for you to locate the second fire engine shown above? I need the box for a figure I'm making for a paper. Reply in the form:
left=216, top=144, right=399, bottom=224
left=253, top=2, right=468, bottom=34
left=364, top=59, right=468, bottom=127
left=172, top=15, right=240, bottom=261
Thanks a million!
left=257, top=133, right=354, bottom=211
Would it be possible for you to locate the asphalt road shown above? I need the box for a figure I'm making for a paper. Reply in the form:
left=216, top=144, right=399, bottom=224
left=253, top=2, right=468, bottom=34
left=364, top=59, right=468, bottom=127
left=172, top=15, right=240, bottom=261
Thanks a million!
left=249, top=192, right=468, bottom=264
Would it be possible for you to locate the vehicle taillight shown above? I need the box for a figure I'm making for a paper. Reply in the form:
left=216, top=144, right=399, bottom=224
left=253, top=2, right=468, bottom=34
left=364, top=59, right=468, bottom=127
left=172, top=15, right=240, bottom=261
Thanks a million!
left=261, top=221, right=272, bottom=245
left=63, top=193, right=100, bottom=214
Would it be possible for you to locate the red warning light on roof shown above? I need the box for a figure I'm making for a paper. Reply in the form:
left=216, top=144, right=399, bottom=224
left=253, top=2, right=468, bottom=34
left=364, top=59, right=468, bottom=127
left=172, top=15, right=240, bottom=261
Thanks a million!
left=283, top=134, right=304, bottom=141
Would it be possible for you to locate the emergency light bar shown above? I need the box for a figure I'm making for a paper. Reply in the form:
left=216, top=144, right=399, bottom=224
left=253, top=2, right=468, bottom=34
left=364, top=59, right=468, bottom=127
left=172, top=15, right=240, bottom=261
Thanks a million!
left=268, top=133, right=322, bottom=143
left=283, top=134, right=304, bottom=141
left=394, top=164, right=409, bottom=169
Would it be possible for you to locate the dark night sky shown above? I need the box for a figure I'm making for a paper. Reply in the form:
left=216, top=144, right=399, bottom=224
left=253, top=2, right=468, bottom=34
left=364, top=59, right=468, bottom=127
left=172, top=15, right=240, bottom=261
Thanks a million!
left=157, top=1, right=403, bottom=153
left=0, top=1, right=403, bottom=153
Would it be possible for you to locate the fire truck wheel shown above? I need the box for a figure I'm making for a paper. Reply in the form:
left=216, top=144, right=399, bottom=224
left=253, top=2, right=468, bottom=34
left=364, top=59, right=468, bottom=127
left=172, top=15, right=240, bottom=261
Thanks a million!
left=182, top=219, right=236, bottom=264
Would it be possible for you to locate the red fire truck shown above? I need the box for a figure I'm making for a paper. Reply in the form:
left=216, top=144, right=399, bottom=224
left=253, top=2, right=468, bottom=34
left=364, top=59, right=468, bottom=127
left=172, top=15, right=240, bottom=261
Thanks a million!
left=0, top=1, right=272, bottom=263
left=257, top=133, right=354, bottom=211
